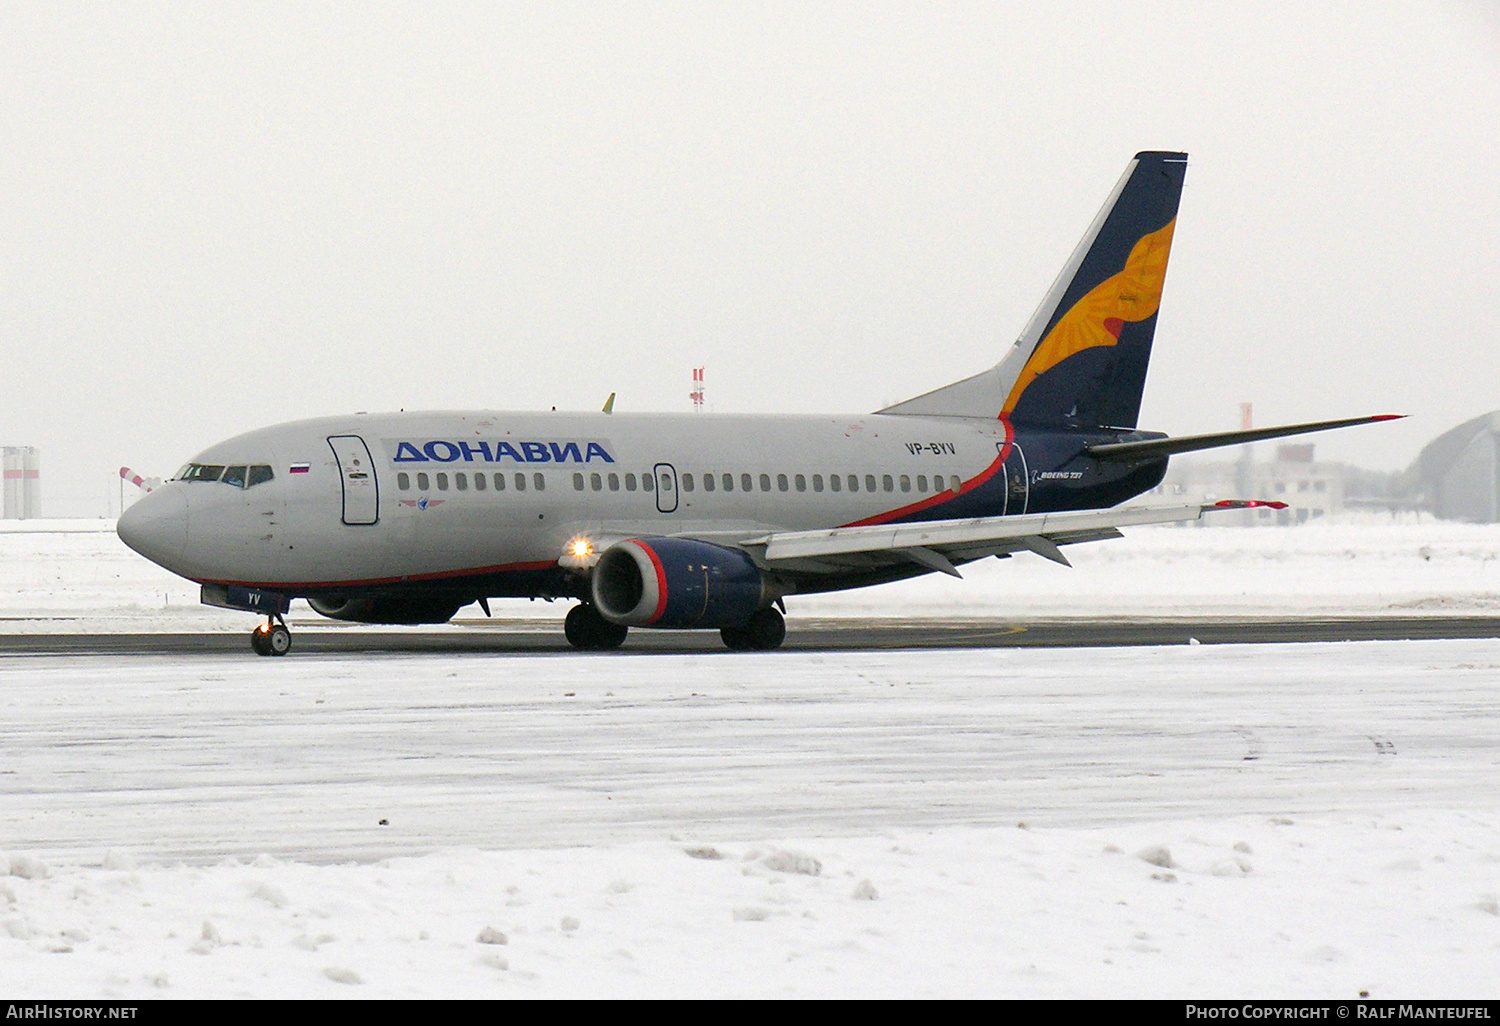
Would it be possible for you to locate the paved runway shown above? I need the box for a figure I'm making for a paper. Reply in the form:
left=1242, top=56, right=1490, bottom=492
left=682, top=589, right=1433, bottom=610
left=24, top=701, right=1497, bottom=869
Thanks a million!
left=2, top=636, right=1496, bottom=864
left=1, top=614, right=1497, bottom=656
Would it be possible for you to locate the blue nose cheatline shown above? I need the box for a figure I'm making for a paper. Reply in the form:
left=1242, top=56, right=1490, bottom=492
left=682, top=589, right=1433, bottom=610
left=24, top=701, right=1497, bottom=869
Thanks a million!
left=117, top=487, right=189, bottom=570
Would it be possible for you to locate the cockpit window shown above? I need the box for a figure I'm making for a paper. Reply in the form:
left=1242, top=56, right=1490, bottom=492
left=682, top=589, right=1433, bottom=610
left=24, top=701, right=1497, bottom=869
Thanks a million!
left=176, top=462, right=274, bottom=487
left=179, top=464, right=225, bottom=483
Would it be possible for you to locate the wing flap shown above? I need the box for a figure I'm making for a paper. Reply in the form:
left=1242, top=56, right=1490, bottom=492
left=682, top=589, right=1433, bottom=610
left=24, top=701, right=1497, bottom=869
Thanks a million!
left=749, top=502, right=1280, bottom=563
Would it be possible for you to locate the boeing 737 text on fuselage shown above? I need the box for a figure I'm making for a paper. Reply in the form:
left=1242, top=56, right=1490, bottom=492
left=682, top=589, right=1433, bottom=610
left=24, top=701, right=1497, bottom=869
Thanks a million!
left=117, top=152, right=1398, bottom=655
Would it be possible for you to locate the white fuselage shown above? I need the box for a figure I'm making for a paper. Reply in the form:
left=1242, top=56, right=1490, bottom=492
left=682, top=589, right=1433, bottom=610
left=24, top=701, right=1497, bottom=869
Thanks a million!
left=126, top=410, right=1022, bottom=591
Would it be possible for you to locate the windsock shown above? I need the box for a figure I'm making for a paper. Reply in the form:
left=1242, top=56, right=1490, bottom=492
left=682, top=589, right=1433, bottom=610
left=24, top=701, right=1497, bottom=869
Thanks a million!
left=120, top=467, right=160, bottom=493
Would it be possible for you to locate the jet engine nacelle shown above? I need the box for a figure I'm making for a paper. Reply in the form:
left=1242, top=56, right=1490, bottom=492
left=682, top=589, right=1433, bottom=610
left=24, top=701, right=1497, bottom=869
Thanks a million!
left=307, top=592, right=464, bottom=625
left=591, top=537, right=771, bottom=629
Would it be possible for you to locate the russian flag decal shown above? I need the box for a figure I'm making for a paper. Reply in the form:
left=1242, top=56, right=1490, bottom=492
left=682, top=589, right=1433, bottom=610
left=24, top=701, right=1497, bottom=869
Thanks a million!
left=289, top=463, right=310, bottom=474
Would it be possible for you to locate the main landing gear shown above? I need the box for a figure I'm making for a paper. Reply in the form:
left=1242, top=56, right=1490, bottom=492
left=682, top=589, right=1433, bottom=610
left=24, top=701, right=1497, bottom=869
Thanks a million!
left=564, top=603, right=629, bottom=651
left=250, top=615, right=292, bottom=657
left=567, top=606, right=792, bottom=654
left=720, top=607, right=786, bottom=651
left=563, top=604, right=787, bottom=652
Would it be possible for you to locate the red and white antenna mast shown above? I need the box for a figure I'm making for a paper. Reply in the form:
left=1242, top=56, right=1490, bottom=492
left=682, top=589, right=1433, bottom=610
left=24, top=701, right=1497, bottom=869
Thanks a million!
left=691, top=365, right=705, bottom=413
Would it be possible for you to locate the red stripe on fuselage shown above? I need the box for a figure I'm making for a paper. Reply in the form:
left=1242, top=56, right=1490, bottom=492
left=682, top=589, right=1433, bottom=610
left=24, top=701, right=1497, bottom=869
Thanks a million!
left=630, top=539, right=671, bottom=625
left=196, top=558, right=560, bottom=593
left=841, top=417, right=1014, bottom=528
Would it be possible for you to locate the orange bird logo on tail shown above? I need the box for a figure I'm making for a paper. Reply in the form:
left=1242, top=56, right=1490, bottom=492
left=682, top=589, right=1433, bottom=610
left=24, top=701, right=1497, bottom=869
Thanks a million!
left=1003, top=217, right=1177, bottom=416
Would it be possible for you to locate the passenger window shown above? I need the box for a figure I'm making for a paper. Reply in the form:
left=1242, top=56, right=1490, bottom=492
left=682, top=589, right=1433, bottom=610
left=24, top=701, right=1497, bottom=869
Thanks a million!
left=493, top=473, right=505, bottom=491
left=829, top=474, right=839, bottom=493
left=398, top=472, right=410, bottom=491
left=625, top=473, right=637, bottom=491
left=591, top=473, right=603, bottom=491
left=702, top=473, right=714, bottom=492
left=950, top=475, right=962, bottom=492
left=743, top=474, right=754, bottom=492
left=574, top=473, right=585, bottom=491
left=916, top=475, right=927, bottom=493
left=436, top=473, right=449, bottom=491
left=515, top=473, right=526, bottom=492
left=417, top=473, right=430, bottom=491
left=533, top=473, right=545, bottom=491
left=643, top=473, right=654, bottom=492
left=794, top=474, right=806, bottom=492
left=883, top=475, right=894, bottom=492
left=248, top=465, right=274, bottom=488
left=456, top=473, right=468, bottom=492
left=222, top=466, right=248, bottom=488
left=608, top=473, right=620, bottom=491
left=658, top=472, right=672, bottom=492
left=899, top=475, right=910, bottom=492
left=848, top=475, right=859, bottom=492
left=474, top=472, right=486, bottom=492
left=760, top=474, right=771, bottom=492
left=723, top=474, right=735, bottom=492
left=866, top=475, right=877, bottom=492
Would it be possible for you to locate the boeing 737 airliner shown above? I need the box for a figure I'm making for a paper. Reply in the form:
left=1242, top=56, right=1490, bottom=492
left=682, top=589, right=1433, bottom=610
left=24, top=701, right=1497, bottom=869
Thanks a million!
left=118, top=152, right=1397, bottom=655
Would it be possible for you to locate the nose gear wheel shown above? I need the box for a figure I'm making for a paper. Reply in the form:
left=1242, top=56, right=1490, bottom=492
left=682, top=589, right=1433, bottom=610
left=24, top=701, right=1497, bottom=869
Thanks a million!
left=251, top=616, right=292, bottom=657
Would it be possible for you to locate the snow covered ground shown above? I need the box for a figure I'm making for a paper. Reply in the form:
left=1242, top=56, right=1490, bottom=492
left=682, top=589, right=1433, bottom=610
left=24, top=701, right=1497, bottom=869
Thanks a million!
left=0, top=517, right=1498, bottom=997
left=2, top=514, right=1499, bottom=632
left=4, top=809, right=1498, bottom=999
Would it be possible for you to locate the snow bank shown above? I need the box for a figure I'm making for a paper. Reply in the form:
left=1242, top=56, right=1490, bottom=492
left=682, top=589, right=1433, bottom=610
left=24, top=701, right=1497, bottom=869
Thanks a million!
left=3, top=813, right=1496, bottom=998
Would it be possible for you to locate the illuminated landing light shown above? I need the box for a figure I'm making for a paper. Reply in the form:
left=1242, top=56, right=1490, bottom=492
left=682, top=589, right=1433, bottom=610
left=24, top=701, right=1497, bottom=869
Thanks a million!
left=559, top=536, right=600, bottom=570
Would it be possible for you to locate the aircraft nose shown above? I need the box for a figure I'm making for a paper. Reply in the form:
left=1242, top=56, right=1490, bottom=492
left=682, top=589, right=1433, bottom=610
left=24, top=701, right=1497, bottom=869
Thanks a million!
left=117, top=487, right=188, bottom=569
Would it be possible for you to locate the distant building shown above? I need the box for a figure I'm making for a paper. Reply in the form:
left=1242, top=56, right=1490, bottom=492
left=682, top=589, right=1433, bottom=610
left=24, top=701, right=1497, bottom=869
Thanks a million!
left=2, top=447, right=41, bottom=519
left=1141, top=443, right=1346, bottom=526
left=1402, top=411, right=1500, bottom=523
left=1140, top=411, right=1500, bottom=526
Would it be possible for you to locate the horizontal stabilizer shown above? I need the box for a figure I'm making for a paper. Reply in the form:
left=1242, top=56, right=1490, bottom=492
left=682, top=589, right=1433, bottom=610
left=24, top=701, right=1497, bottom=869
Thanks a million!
left=1087, top=415, right=1404, bottom=463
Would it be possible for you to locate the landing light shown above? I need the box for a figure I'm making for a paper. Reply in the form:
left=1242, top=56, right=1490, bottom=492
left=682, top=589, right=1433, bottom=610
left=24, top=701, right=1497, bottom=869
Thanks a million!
left=560, top=536, right=600, bottom=570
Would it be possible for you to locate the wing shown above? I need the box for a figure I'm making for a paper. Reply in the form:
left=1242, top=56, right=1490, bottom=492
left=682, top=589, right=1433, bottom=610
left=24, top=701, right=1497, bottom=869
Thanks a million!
left=736, top=500, right=1284, bottom=578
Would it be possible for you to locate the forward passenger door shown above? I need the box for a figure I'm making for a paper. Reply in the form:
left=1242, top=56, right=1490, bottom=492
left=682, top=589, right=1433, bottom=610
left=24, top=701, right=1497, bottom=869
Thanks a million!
left=328, top=435, right=379, bottom=525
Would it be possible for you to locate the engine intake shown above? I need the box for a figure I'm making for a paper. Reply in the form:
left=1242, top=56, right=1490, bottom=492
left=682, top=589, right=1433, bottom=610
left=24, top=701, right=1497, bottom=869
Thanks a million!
left=591, top=538, right=771, bottom=628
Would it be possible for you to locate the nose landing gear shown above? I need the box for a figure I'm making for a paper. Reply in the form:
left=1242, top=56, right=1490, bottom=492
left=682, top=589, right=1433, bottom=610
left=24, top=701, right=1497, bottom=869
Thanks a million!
left=251, top=615, right=292, bottom=656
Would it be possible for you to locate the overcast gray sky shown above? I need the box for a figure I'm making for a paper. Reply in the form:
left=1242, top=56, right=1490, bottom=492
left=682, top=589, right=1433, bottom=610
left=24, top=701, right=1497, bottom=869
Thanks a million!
left=2, top=1, right=1497, bottom=515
